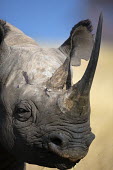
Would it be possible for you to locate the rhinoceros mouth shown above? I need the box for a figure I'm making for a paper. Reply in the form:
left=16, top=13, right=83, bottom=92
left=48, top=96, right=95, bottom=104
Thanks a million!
left=27, top=149, right=80, bottom=170
left=38, top=157, right=80, bottom=170
left=23, top=144, right=81, bottom=169
left=24, top=138, right=87, bottom=169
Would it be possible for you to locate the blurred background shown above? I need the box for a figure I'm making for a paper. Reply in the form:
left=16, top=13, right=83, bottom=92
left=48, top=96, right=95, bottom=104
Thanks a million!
left=0, top=0, right=113, bottom=170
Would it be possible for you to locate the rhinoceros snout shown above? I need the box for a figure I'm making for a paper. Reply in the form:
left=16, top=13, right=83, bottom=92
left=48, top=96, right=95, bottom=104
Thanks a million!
left=42, top=130, right=95, bottom=163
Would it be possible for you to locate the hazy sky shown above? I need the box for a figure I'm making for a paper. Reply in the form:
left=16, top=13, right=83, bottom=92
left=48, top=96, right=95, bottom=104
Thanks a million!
left=0, top=0, right=112, bottom=45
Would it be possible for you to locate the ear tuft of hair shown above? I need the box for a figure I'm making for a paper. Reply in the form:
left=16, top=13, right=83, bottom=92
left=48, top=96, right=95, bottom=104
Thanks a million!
left=70, top=19, right=93, bottom=36
left=0, top=20, right=10, bottom=44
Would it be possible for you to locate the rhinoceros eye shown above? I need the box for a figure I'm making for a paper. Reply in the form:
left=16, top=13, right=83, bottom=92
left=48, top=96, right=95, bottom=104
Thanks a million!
left=16, top=108, right=29, bottom=113
left=14, top=102, right=32, bottom=122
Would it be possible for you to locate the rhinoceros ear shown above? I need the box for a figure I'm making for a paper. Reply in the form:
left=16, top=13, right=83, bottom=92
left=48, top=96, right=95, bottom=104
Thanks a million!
left=0, top=20, right=10, bottom=45
left=59, top=20, right=94, bottom=66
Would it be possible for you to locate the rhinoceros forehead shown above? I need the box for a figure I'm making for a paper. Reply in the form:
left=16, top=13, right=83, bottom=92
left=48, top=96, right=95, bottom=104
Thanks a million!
left=0, top=45, right=66, bottom=88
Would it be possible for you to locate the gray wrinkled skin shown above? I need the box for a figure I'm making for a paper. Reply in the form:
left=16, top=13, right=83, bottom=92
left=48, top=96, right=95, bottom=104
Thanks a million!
left=0, top=17, right=102, bottom=170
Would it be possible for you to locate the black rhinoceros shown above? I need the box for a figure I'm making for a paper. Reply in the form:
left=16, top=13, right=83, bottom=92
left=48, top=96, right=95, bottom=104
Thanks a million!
left=0, top=14, right=103, bottom=170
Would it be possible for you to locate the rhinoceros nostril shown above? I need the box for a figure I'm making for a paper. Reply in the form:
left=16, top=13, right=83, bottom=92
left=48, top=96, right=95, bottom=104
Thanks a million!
left=50, top=137, right=62, bottom=146
left=49, top=134, right=64, bottom=147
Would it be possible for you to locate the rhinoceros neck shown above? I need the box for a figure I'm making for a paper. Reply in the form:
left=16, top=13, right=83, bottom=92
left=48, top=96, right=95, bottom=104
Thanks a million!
left=0, top=143, right=25, bottom=170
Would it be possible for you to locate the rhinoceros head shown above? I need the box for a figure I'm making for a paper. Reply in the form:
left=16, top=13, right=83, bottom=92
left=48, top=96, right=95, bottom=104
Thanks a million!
left=0, top=14, right=102, bottom=170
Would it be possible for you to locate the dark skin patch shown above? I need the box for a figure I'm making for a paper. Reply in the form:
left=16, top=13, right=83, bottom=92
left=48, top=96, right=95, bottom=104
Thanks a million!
left=22, top=71, right=32, bottom=85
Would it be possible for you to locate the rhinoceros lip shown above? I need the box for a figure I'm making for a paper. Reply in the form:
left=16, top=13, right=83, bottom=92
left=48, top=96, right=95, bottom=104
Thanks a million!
left=48, top=142, right=82, bottom=163
left=55, top=160, right=80, bottom=170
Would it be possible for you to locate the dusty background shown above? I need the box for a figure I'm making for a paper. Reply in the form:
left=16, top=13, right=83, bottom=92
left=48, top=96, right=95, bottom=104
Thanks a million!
left=26, top=43, right=113, bottom=170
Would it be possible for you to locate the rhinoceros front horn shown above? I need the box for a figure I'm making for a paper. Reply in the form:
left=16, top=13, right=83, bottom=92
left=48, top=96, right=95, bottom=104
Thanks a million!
left=57, top=14, right=103, bottom=114
left=72, top=13, right=103, bottom=96
left=47, top=14, right=103, bottom=92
